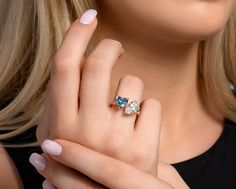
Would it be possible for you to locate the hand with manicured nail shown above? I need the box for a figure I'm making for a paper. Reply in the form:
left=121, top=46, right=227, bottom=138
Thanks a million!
left=37, top=8, right=160, bottom=175
left=30, top=139, right=188, bottom=189
left=33, top=9, right=189, bottom=189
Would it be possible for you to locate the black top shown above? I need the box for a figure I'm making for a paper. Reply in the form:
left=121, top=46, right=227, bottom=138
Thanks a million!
left=171, top=119, right=236, bottom=188
left=1, top=119, right=236, bottom=189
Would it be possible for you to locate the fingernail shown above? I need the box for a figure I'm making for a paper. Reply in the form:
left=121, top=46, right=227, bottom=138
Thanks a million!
left=79, top=9, right=97, bottom=24
left=29, top=153, right=47, bottom=171
left=41, top=139, right=62, bottom=156
left=42, top=180, right=55, bottom=189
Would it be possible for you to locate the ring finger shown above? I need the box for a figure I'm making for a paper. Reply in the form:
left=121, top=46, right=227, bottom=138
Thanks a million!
left=110, top=74, right=144, bottom=131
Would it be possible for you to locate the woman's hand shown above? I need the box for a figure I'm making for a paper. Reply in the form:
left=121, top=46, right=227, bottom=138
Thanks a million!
left=37, top=9, right=161, bottom=176
left=34, top=9, right=189, bottom=189
left=30, top=139, right=189, bottom=189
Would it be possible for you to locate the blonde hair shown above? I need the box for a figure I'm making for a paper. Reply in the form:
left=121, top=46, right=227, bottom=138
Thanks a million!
left=0, top=0, right=235, bottom=147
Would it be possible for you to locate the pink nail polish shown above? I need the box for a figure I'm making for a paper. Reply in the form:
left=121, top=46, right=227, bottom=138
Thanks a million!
left=29, top=153, right=46, bottom=171
left=79, top=9, right=97, bottom=24
left=41, top=139, right=62, bottom=156
left=42, top=180, right=55, bottom=189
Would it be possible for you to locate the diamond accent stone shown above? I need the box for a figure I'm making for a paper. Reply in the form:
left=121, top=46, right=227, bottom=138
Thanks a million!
left=124, top=100, right=140, bottom=115
left=115, top=96, right=129, bottom=108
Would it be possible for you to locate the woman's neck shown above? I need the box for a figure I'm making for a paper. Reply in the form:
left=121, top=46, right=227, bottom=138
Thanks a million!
left=98, top=20, right=222, bottom=123
left=96, top=10, right=224, bottom=163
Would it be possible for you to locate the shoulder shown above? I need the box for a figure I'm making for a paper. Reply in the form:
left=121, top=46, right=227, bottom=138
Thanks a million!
left=0, top=145, right=23, bottom=189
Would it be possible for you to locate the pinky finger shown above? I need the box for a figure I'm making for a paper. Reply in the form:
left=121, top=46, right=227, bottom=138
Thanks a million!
left=30, top=153, right=107, bottom=189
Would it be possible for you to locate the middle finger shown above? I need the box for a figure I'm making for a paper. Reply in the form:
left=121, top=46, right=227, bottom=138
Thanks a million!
left=79, top=39, right=124, bottom=115
left=48, top=9, right=98, bottom=123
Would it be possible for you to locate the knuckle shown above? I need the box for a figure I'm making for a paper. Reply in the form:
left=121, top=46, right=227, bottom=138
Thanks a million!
left=121, top=75, right=144, bottom=89
left=52, top=55, right=76, bottom=76
left=86, top=52, right=107, bottom=65
left=84, top=38, right=124, bottom=75
left=85, top=53, right=108, bottom=74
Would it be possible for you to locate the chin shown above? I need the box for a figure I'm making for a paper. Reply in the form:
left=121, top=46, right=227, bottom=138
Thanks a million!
left=98, top=0, right=236, bottom=43
left=161, top=14, right=230, bottom=43
left=106, top=0, right=236, bottom=42
left=159, top=1, right=235, bottom=42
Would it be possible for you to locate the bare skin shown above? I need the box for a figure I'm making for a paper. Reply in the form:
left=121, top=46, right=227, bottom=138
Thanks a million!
left=96, top=1, right=226, bottom=164
left=0, top=147, right=23, bottom=189
left=109, top=45, right=224, bottom=165
left=1, top=0, right=236, bottom=188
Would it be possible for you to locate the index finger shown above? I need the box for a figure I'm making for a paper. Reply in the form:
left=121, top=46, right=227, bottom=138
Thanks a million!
left=47, top=9, right=97, bottom=135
